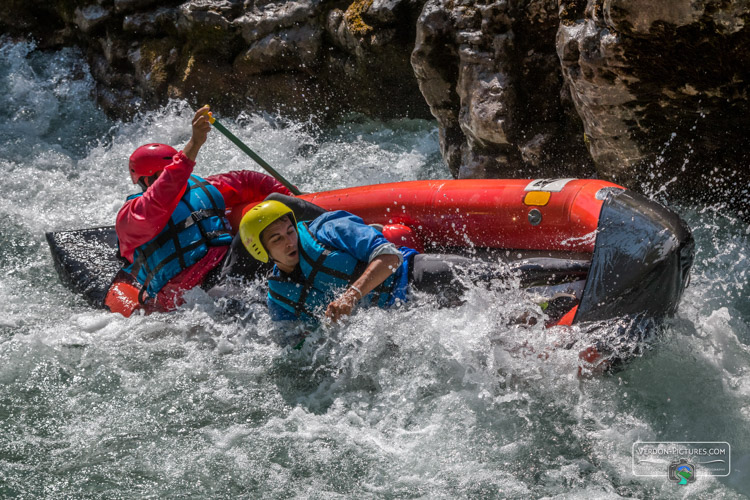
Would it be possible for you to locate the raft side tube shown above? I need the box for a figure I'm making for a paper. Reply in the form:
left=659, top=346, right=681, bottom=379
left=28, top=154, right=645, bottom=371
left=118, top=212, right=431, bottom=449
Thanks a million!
left=303, top=179, right=622, bottom=253
left=574, top=190, right=694, bottom=323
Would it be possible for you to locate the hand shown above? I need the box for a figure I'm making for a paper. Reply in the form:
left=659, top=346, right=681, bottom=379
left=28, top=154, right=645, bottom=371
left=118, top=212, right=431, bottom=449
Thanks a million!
left=184, top=105, right=212, bottom=161
left=324, top=289, right=360, bottom=323
left=191, top=105, right=212, bottom=147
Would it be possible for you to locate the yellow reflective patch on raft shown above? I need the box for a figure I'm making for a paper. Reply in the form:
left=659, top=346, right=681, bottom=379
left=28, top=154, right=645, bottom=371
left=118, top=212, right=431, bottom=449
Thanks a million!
left=524, top=191, right=551, bottom=206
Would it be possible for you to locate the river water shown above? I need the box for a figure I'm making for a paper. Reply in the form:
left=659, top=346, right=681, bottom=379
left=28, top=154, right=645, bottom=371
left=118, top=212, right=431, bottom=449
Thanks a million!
left=1, top=40, right=748, bottom=498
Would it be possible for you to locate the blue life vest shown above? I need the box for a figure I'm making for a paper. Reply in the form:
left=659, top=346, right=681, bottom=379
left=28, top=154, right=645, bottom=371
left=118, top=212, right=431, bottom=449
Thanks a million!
left=267, top=222, right=399, bottom=322
left=122, top=175, right=233, bottom=303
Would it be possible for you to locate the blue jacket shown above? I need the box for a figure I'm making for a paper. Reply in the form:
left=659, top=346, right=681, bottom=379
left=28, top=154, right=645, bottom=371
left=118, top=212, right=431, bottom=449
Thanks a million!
left=267, top=211, right=417, bottom=322
left=122, top=175, right=232, bottom=302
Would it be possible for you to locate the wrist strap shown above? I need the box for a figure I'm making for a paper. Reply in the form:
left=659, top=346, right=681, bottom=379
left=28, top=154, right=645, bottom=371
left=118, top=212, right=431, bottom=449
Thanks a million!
left=349, top=285, right=363, bottom=299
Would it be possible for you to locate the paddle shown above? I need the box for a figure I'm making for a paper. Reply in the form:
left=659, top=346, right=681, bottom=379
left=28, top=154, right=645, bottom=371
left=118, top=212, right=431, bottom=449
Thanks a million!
left=204, top=106, right=301, bottom=195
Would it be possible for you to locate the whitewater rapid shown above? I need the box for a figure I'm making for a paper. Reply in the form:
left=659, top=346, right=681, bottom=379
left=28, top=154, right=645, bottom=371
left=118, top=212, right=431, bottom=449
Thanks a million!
left=1, top=39, right=748, bottom=498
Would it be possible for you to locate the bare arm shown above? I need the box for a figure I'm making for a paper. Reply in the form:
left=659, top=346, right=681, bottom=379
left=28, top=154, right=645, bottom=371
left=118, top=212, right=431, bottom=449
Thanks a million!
left=325, top=254, right=401, bottom=322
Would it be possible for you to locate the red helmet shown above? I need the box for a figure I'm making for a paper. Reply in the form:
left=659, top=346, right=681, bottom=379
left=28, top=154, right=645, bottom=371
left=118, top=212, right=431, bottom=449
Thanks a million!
left=128, top=143, right=178, bottom=184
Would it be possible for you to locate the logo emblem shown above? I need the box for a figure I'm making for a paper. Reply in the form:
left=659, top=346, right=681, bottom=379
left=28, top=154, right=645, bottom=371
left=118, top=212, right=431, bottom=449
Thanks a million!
left=524, top=178, right=575, bottom=192
left=668, top=459, right=696, bottom=485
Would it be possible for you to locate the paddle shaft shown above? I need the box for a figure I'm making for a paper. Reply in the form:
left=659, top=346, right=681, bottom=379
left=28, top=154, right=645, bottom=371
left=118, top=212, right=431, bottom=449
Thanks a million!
left=209, top=116, right=301, bottom=195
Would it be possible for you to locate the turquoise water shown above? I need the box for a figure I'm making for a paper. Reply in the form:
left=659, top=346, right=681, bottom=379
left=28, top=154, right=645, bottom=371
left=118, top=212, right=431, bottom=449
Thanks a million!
left=1, top=40, right=748, bottom=498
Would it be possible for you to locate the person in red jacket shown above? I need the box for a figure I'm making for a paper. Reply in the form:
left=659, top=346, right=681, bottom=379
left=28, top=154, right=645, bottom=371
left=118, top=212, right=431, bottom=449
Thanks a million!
left=114, top=105, right=324, bottom=313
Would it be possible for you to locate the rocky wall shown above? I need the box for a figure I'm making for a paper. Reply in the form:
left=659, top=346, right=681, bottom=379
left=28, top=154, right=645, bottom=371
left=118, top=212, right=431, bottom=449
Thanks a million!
left=558, top=0, right=750, bottom=206
left=1, top=0, right=432, bottom=120
left=412, top=0, right=595, bottom=179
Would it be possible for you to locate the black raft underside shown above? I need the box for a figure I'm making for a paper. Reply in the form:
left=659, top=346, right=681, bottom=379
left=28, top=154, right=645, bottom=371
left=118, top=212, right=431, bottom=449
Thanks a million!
left=574, top=190, right=695, bottom=323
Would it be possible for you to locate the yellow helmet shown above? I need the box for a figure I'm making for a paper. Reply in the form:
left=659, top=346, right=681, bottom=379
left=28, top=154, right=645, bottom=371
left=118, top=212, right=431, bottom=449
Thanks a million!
left=239, top=200, right=296, bottom=263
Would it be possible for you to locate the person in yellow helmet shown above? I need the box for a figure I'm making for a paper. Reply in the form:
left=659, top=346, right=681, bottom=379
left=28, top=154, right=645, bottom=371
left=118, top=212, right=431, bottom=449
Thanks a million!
left=240, top=200, right=483, bottom=323
left=211, top=192, right=325, bottom=287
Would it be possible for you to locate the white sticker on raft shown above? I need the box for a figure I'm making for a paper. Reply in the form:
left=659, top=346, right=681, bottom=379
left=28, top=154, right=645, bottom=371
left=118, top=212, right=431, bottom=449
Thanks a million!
left=524, top=178, right=576, bottom=192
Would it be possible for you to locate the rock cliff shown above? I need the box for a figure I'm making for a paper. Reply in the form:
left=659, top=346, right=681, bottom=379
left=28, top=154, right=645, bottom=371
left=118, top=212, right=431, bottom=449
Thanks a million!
left=411, top=0, right=750, bottom=206
left=1, top=0, right=432, bottom=120
left=557, top=0, right=750, bottom=206
left=411, top=0, right=594, bottom=178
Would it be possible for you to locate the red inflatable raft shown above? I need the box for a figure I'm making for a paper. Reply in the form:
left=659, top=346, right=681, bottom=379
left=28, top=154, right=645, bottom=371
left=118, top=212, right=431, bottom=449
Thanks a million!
left=46, top=178, right=694, bottom=326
